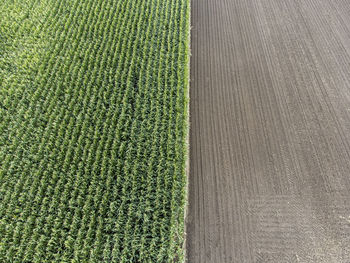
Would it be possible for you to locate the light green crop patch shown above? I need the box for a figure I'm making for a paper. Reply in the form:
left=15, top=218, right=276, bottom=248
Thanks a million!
left=0, top=0, right=50, bottom=96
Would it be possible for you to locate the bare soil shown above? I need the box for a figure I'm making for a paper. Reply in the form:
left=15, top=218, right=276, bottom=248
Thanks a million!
left=187, top=0, right=350, bottom=262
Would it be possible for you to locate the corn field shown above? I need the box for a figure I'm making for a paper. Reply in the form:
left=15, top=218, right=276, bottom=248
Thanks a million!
left=0, top=0, right=190, bottom=262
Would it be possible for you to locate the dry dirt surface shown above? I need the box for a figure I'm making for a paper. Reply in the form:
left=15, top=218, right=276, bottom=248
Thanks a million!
left=187, top=0, right=350, bottom=262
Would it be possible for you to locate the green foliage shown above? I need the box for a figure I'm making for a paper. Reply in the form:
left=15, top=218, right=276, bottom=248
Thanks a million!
left=0, top=0, right=190, bottom=261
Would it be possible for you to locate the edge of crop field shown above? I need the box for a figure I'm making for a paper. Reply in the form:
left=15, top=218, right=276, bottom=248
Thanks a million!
left=183, top=0, right=191, bottom=261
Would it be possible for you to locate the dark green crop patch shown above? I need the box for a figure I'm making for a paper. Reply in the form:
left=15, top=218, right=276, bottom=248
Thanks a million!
left=0, top=0, right=190, bottom=262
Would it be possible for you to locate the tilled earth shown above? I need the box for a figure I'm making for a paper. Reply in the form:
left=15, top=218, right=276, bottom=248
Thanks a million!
left=187, top=0, right=350, bottom=262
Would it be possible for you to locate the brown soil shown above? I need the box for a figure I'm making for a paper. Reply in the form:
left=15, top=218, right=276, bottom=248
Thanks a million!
left=186, top=0, right=350, bottom=262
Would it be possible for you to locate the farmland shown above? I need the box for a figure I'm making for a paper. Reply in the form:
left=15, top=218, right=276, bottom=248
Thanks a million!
left=188, top=0, right=350, bottom=262
left=0, top=0, right=190, bottom=262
